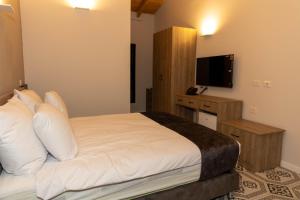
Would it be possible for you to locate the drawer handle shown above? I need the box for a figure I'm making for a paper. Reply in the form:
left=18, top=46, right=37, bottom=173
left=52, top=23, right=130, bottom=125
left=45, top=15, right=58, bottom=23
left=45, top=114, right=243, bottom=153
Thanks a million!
left=203, top=104, right=211, bottom=108
left=188, top=101, right=194, bottom=104
left=231, top=134, right=240, bottom=138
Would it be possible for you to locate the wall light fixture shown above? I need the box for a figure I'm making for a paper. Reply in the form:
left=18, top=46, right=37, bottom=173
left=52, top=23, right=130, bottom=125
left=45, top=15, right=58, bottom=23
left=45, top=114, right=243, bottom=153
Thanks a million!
left=0, top=3, right=13, bottom=13
left=69, top=0, right=95, bottom=10
left=201, top=17, right=218, bottom=36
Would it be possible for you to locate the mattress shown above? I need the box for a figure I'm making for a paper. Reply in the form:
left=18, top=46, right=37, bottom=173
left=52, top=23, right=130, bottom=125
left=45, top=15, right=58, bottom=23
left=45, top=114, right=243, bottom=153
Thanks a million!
left=0, top=113, right=201, bottom=200
left=0, top=164, right=200, bottom=200
left=0, top=112, right=238, bottom=200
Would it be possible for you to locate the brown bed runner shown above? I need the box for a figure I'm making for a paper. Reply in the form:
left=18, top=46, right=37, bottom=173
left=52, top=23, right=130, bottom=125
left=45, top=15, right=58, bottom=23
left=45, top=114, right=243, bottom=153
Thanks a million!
left=142, top=112, right=239, bottom=181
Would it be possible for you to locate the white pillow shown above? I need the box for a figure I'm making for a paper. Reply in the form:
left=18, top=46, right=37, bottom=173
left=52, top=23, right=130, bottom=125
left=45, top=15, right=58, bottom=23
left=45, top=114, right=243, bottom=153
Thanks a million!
left=14, top=89, right=43, bottom=113
left=44, top=91, right=69, bottom=118
left=33, top=104, right=77, bottom=161
left=0, top=97, right=47, bottom=175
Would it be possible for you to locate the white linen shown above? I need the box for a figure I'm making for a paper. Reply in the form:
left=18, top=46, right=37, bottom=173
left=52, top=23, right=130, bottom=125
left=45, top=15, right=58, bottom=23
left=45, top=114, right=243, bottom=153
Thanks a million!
left=36, top=113, right=201, bottom=200
left=44, top=91, right=69, bottom=118
left=14, top=90, right=42, bottom=113
left=33, top=104, right=78, bottom=161
left=0, top=164, right=200, bottom=200
left=0, top=172, right=35, bottom=199
left=0, top=97, right=47, bottom=175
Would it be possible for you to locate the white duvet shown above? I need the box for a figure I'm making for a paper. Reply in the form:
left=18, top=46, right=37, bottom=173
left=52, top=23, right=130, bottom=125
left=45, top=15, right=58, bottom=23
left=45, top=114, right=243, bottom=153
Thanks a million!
left=36, top=113, right=201, bottom=200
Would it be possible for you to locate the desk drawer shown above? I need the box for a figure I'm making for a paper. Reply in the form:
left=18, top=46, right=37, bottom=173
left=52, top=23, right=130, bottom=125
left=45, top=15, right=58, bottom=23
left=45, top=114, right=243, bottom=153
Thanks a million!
left=228, top=128, right=244, bottom=144
left=221, top=124, right=245, bottom=163
left=199, top=101, right=217, bottom=113
left=184, top=99, right=198, bottom=109
left=221, top=125, right=244, bottom=146
left=175, top=97, right=198, bottom=109
left=175, top=96, right=186, bottom=105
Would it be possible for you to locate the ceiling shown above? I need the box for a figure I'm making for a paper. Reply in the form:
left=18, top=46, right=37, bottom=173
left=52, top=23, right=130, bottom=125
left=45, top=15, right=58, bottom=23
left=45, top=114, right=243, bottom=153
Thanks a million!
left=131, top=0, right=164, bottom=17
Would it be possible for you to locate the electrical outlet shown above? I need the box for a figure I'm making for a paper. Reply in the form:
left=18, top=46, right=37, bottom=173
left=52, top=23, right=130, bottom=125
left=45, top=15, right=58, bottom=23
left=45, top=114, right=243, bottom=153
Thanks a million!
left=263, top=81, right=272, bottom=88
left=252, top=80, right=261, bottom=87
left=250, top=106, right=258, bottom=115
left=18, top=79, right=23, bottom=86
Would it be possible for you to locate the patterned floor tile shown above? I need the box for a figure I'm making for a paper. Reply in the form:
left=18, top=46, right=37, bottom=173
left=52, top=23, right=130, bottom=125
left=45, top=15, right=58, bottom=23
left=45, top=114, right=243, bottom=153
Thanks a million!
left=267, top=183, right=293, bottom=198
left=230, top=165, right=300, bottom=200
left=293, top=185, right=300, bottom=199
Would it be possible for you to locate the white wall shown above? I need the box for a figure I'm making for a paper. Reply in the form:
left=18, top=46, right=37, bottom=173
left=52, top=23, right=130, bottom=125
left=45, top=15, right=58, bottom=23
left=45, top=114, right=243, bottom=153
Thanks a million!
left=131, top=12, right=154, bottom=112
left=155, top=0, right=300, bottom=172
left=20, top=0, right=130, bottom=117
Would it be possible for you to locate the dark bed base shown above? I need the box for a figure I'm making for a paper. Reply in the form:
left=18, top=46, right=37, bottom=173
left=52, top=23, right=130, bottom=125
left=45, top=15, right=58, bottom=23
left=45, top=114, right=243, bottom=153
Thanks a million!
left=135, top=170, right=239, bottom=200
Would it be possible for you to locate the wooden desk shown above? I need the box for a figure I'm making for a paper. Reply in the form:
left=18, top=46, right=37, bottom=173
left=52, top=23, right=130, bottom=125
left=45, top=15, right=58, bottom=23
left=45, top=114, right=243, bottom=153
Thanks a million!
left=176, top=94, right=284, bottom=172
left=175, top=94, right=243, bottom=131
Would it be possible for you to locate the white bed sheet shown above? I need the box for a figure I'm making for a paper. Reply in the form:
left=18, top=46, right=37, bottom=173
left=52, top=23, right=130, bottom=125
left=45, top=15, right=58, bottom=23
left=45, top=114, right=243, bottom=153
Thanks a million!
left=36, top=113, right=201, bottom=199
left=0, top=113, right=202, bottom=200
left=0, top=172, right=35, bottom=199
left=0, top=164, right=201, bottom=200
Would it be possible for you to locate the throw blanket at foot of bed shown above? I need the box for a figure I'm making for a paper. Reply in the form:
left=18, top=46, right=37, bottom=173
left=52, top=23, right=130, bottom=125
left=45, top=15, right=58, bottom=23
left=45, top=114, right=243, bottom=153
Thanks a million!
left=142, top=112, right=239, bottom=181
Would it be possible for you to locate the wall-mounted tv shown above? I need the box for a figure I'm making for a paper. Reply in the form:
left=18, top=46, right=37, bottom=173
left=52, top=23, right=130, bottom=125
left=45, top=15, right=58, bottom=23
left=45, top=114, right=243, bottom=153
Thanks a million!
left=196, top=54, right=234, bottom=88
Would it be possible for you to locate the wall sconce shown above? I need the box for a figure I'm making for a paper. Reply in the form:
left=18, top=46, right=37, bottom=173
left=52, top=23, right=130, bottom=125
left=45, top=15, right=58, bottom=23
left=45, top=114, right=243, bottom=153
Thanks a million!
left=0, top=4, right=13, bottom=13
left=69, top=0, right=95, bottom=10
left=201, top=17, right=218, bottom=36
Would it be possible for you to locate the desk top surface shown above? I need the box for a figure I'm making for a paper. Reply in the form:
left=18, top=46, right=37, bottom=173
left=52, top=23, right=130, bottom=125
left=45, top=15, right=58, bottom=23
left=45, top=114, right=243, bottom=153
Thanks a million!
left=177, top=94, right=243, bottom=103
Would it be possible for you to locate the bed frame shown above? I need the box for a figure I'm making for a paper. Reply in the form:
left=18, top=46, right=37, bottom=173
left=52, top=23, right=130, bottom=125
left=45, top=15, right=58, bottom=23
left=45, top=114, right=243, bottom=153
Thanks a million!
left=136, top=170, right=239, bottom=200
left=0, top=91, right=239, bottom=200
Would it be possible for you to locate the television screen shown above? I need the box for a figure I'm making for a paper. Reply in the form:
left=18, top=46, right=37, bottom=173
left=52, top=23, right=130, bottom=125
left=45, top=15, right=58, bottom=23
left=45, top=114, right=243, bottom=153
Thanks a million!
left=196, top=54, right=234, bottom=88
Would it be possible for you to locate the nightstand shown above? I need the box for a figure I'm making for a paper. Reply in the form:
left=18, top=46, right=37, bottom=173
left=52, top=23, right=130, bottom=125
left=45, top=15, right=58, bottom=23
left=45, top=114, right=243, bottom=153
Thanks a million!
left=220, top=119, right=285, bottom=172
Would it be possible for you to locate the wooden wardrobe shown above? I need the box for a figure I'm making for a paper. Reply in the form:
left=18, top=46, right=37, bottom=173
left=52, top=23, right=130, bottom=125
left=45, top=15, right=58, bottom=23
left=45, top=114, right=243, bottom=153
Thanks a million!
left=152, top=26, right=197, bottom=117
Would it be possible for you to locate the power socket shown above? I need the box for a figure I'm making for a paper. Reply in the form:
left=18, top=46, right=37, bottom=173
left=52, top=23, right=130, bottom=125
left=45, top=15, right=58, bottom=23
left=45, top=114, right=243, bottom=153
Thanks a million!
left=250, top=106, right=258, bottom=115
left=263, top=81, right=272, bottom=88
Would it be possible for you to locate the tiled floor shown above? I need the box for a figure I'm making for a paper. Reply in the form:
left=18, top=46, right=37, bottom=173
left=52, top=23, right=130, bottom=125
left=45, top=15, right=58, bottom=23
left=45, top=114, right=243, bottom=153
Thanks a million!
left=230, top=165, right=300, bottom=199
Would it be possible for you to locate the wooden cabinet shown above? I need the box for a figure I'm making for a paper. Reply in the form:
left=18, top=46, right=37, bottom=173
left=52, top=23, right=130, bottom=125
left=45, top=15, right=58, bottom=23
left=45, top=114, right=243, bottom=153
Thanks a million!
left=175, top=94, right=243, bottom=131
left=220, top=120, right=285, bottom=172
left=153, top=27, right=197, bottom=118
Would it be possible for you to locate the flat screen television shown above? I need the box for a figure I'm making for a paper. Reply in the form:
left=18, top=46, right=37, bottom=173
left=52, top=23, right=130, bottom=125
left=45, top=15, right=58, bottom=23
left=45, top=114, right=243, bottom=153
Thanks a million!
left=196, top=54, right=234, bottom=88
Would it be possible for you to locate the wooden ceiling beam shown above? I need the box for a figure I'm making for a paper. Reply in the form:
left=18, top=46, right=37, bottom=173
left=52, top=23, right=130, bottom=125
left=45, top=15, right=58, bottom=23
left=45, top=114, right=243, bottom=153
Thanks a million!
left=136, top=0, right=149, bottom=18
left=131, top=0, right=164, bottom=17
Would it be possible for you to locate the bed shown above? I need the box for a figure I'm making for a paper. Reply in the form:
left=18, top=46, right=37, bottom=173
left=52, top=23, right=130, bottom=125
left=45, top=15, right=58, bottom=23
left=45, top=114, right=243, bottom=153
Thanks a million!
left=0, top=91, right=239, bottom=200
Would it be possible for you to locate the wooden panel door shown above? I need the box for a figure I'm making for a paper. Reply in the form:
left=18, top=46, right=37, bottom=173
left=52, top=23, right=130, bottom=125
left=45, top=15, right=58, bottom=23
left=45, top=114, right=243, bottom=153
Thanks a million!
left=171, top=27, right=197, bottom=117
left=153, top=28, right=172, bottom=113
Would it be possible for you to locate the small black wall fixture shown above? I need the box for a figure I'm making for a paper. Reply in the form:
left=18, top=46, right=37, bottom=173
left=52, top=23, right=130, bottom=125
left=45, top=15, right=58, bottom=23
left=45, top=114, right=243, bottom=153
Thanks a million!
left=130, top=44, right=136, bottom=104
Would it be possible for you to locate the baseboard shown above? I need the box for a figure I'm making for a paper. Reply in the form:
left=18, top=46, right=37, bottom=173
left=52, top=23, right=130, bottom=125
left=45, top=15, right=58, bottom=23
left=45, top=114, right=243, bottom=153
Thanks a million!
left=281, top=160, right=300, bottom=174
